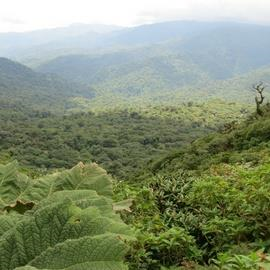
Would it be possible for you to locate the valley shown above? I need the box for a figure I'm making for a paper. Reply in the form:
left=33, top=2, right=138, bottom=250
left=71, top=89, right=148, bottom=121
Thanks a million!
left=0, top=19, right=270, bottom=270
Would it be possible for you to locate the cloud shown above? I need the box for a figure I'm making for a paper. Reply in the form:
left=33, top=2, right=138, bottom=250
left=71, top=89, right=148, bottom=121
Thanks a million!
left=1, top=17, right=26, bottom=25
left=134, top=0, right=270, bottom=25
left=0, top=0, right=269, bottom=32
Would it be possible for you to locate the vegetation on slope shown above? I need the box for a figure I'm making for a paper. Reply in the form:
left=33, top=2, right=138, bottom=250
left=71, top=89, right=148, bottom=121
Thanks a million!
left=37, top=22, right=270, bottom=84
left=152, top=105, right=270, bottom=175
left=116, top=161, right=270, bottom=269
left=113, top=105, right=270, bottom=269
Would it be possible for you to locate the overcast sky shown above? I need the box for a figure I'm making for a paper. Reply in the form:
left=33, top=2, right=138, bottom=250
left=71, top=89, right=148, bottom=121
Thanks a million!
left=0, top=0, right=269, bottom=32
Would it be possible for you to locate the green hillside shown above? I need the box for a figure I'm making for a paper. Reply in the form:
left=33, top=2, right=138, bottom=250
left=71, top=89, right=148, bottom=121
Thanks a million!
left=152, top=105, right=270, bottom=175
left=0, top=57, right=94, bottom=111
left=62, top=65, right=270, bottom=111
left=114, top=105, right=270, bottom=269
left=173, top=24, right=270, bottom=79
left=36, top=51, right=270, bottom=109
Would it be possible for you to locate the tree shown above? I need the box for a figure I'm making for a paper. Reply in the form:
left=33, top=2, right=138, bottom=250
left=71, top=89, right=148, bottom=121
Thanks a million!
left=253, top=82, right=266, bottom=116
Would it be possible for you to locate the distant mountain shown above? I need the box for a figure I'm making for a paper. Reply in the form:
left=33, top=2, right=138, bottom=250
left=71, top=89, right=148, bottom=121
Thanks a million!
left=0, top=21, right=218, bottom=56
left=0, top=24, right=122, bottom=60
left=3, top=20, right=269, bottom=66
left=36, top=21, right=270, bottom=102
left=97, top=21, right=234, bottom=47
left=171, top=24, right=270, bottom=79
left=0, top=57, right=94, bottom=111
left=2, top=21, right=270, bottom=109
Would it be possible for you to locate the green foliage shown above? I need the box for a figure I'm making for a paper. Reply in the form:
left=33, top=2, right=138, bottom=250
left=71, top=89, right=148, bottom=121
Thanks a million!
left=211, top=252, right=270, bottom=270
left=153, top=105, right=270, bottom=175
left=115, top=159, right=270, bottom=269
left=113, top=105, right=270, bottom=269
left=0, top=161, right=132, bottom=270
left=128, top=227, right=201, bottom=269
left=187, top=164, right=270, bottom=252
left=0, top=101, right=247, bottom=180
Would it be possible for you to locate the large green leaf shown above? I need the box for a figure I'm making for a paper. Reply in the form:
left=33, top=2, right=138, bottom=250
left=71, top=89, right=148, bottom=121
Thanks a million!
left=0, top=162, right=113, bottom=211
left=0, top=161, right=32, bottom=210
left=0, top=162, right=131, bottom=270
left=0, top=199, right=130, bottom=269
left=0, top=214, right=20, bottom=237
left=53, top=162, right=113, bottom=196
left=24, top=235, right=127, bottom=270
left=24, top=162, right=113, bottom=203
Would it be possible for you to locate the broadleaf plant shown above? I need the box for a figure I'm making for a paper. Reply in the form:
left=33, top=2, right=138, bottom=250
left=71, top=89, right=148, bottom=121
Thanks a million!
left=0, top=161, right=132, bottom=270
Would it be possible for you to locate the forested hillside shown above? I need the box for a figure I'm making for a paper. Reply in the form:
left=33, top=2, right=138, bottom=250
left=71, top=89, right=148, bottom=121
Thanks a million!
left=115, top=105, right=270, bottom=269
left=0, top=57, right=94, bottom=111
left=1, top=19, right=270, bottom=270
left=36, top=52, right=270, bottom=109
left=36, top=49, right=210, bottom=97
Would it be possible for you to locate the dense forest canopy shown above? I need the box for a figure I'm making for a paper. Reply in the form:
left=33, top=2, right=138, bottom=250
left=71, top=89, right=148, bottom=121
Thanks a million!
left=0, top=98, right=250, bottom=180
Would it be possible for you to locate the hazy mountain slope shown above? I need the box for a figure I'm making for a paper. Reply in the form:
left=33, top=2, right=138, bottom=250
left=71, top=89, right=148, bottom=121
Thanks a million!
left=0, top=57, right=94, bottom=111
left=0, top=24, right=121, bottom=58
left=174, top=24, right=270, bottom=79
left=23, top=21, right=253, bottom=57
left=37, top=48, right=210, bottom=95
left=36, top=49, right=154, bottom=84
left=96, top=20, right=230, bottom=47
left=36, top=22, right=270, bottom=100
left=196, top=66, right=270, bottom=102
left=0, top=21, right=224, bottom=59
left=3, top=20, right=268, bottom=67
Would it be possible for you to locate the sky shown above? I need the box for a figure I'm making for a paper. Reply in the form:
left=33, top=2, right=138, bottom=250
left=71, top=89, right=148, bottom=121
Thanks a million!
left=0, top=0, right=269, bottom=32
